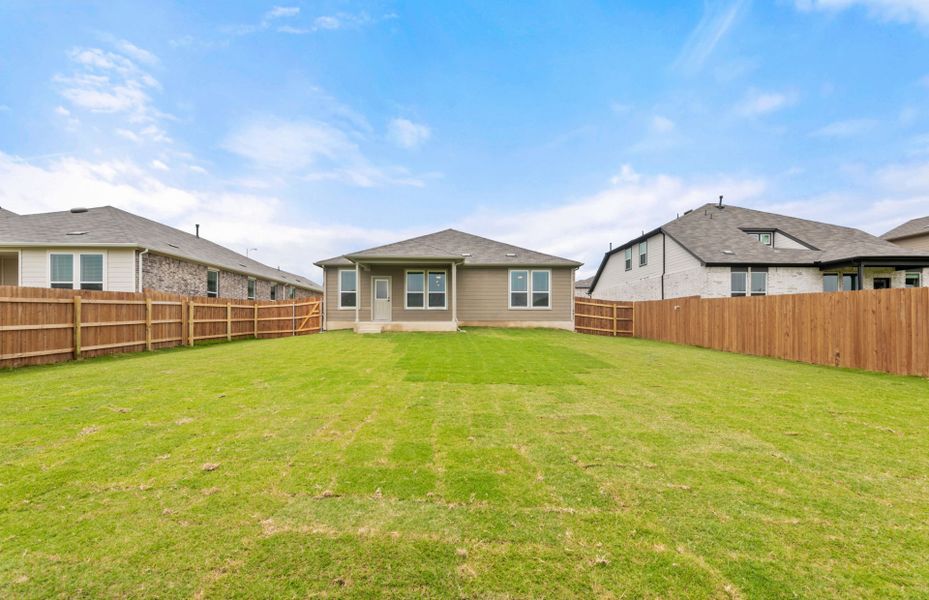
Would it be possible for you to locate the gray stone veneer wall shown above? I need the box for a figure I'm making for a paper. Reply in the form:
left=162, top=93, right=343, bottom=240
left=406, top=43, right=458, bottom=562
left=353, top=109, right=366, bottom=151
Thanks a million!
left=140, top=252, right=318, bottom=299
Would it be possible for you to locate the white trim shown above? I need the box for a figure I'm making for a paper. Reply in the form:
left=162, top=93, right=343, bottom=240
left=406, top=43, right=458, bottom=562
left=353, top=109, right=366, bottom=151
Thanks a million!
left=337, top=268, right=358, bottom=310
left=371, top=275, right=392, bottom=321
left=47, top=250, right=107, bottom=291
left=508, top=268, right=552, bottom=310
left=404, top=269, right=448, bottom=310
left=247, top=277, right=257, bottom=300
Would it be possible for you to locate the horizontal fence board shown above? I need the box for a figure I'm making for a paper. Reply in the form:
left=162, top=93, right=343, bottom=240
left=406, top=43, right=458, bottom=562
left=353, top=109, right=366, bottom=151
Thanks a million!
left=0, top=285, right=321, bottom=369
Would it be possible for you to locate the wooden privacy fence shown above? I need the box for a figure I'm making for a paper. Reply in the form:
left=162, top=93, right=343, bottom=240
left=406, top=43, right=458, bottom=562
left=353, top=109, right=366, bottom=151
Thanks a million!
left=574, top=299, right=634, bottom=337
left=0, top=286, right=321, bottom=369
left=576, top=288, right=929, bottom=377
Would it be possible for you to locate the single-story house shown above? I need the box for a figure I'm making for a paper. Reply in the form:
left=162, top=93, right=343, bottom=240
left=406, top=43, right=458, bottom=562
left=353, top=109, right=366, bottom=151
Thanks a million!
left=882, top=216, right=929, bottom=253
left=589, top=201, right=929, bottom=301
left=0, top=205, right=321, bottom=299
left=314, top=229, right=582, bottom=333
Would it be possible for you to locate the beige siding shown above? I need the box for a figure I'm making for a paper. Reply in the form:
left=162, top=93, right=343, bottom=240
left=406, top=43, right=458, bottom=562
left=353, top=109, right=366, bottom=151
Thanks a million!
left=16, top=247, right=136, bottom=291
left=891, top=234, right=929, bottom=253
left=457, top=267, right=572, bottom=322
left=325, top=264, right=574, bottom=327
left=0, top=252, right=18, bottom=285
left=774, top=232, right=810, bottom=250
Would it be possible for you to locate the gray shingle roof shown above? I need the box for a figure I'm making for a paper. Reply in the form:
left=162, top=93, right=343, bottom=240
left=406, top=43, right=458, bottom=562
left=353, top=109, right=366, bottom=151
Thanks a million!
left=0, top=206, right=321, bottom=291
left=575, top=276, right=593, bottom=289
left=315, top=228, right=582, bottom=268
left=0, top=207, right=18, bottom=218
left=663, top=204, right=928, bottom=265
left=882, top=216, right=929, bottom=241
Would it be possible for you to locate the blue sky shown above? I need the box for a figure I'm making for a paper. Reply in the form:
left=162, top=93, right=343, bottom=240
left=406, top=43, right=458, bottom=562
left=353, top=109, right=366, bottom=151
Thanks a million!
left=1, top=1, right=928, bottom=279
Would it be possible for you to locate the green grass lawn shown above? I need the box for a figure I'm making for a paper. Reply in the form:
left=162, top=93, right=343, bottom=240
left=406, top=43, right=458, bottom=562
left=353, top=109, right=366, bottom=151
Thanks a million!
left=1, top=328, right=928, bottom=598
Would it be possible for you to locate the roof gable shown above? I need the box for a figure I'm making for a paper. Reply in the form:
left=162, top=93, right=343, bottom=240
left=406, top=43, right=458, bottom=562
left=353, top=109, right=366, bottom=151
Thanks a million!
left=882, top=216, right=929, bottom=241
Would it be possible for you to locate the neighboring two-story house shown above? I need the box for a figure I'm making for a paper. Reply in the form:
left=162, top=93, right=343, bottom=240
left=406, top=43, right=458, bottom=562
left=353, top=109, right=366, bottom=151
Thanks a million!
left=589, top=202, right=929, bottom=301
left=0, top=206, right=321, bottom=300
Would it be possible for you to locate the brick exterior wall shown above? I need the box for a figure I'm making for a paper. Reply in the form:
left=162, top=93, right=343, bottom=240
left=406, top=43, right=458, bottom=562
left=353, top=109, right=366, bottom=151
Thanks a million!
left=141, top=252, right=319, bottom=300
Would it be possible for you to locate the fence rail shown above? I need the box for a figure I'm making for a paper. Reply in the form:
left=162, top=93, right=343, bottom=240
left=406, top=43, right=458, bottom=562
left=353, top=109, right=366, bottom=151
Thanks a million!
left=0, top=286, right=321, bottom=369
left=575, top=299, right=634, bottom=337
left=576, top=287, right=929, bottom=377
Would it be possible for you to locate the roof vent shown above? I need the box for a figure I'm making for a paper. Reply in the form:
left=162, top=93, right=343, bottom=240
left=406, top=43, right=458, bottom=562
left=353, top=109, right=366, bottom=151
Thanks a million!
left=167, top=243, right=179, bottom=249
left=722, top=249, right=735, bottom=255
left=461, top=252, right=472, bottom=257
left=66, top=231, right=88, bottom=236
left=505, top=252, right=517, bottom=257
left=70, top=207, right=89, bottom=213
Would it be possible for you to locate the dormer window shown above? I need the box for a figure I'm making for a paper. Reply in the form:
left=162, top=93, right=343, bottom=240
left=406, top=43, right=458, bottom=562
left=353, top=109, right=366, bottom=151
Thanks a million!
left=746, top=231, right=773, bottom=247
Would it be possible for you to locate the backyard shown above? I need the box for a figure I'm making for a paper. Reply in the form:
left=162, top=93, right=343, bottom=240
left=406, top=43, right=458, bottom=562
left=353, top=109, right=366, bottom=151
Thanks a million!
left=1, top=328, right=928, bottom=598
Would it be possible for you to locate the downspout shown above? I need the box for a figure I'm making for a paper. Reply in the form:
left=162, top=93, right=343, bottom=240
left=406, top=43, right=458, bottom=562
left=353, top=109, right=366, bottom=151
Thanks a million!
left=138, top=248, right=149, bottom=292
left=661, top=233, right=666, bottom=300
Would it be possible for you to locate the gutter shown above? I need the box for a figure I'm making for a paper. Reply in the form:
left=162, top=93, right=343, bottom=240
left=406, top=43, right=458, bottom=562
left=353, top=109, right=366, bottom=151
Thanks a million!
left=661, top=233, right=666, bottom=300
left=138, top=248, right=149, bottom=292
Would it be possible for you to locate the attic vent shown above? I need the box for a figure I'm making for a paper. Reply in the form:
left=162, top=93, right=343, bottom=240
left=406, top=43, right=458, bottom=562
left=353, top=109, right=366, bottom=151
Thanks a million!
left=66, top=231, right=87, bottom=236
left=70, top=207, right=88, bottom=213
left=167, top=243, right=179, bottom=249
left=722, top=250, right=735, bottom=255
left=505, top=252, right=517, bottom=257
left=461, top=252, right=472, bottom=257
left=239, top=263, right=247, bottom=268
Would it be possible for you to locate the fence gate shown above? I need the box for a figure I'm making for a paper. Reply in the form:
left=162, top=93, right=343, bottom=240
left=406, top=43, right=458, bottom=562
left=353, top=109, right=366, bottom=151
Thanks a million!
left=574, top=299, right=634, bottom=337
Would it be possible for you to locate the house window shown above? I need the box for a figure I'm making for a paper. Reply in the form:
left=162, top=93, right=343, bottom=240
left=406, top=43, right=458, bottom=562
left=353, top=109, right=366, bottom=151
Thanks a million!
left=638, top=241, right=648, bottom=266
left=50, top=253, right=74, bottom=289
left=823, top=273, right=839, bottom=292
left=338, top=270, right=356, bottom=308
left=427, top=271, right=446, bottom=309
left=510, top=269, right=551, bottom=309
left=271, top=285, right=277, bottom=300
left=624, top=247, right=632, bottom=271
left=207, top=269, right=219, bottom=297
left=247, top=278, right=256, bottom=300
left=746, top=231, right=773, bottom=246
left=406, top=271, right=446, bottom=309
left=406, top=271, right=424, bottom=308
left=288, top=286, right=297, bottom=299
left=730, top=267, right=767, bottom=297
left=80, top=254, right=104, bottom=290
left=842, top=273, right=858, bottom=291
left=50, top=253, right=104, bottom=290
left=905, top=272, right=922, bottom=288
left=873, top=277, right=891, bottom=290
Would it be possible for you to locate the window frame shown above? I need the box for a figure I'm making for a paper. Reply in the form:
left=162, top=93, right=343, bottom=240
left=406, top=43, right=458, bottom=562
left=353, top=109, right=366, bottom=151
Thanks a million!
left=905, top=271, right=922, bottom=288
left=247, top=278, right=257, bottom=300
left=730, top=266, right=767, bottom=297
left=405, top=269, right=448, bottom=310
left=508, top=268, right=552, bottom=310
left=48, top=251, right=106, bottom=291
left=206, top=269, right=220, bottom=298
left=823, top=272, right=839, bottom=292
left=624, top=247, right=632, bottom=271
left=638, top=241, right=648, bottom=267
left=746, top=231, right=774, bottom=247
left=337, top=269, right=357, bottom=309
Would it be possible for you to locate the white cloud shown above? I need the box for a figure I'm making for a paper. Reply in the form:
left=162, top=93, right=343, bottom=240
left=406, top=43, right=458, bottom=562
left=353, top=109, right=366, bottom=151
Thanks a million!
left=462, top=167, right=767, bottom=276
left=189, top=165, right=209, bottom=175
left=674, top=0, right=749, bottom=74
left=811, top=118, right=878, bottom=137
left=266, top=6, right=300, bottom=20
left=222, top=117, right=427, bottom=187
left=650, top=115, right=676, bottom=134
left=795, top=0, right=929, bottom=30
left=151, top=159, right=169, bottom=171
left=0, top=151, right=408, bottom=281
left=736, top=90, right=798, bottom=117
left=54, top=41, right=170, bottom=142
left=387, top=118, right=432, bottom=149
left=276, top=11, right=378, bottom=34
left=313, top=16, right=342, bottom=30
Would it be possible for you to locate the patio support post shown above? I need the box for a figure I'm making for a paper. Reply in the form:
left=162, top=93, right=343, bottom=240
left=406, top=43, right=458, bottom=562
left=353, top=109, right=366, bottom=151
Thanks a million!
left=354, top=262, right=360, bottom=324
left=452, top=261, right=458, bottom=325
left=857, top=262, right=865, bottom=291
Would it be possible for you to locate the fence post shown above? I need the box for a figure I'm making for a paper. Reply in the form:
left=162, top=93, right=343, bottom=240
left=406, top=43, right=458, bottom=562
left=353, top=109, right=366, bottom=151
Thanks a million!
left=188, top=301, right=195, bottom=346
left=612, top=303, right=617, bottom=337
left=73, top=296, right=82, bottom=360
left=145, top=297, right=153, bottom=351
left=631, top=302, right=636, bottom=338
left=226, top=302, right=232, bottom=341
left=254, top=303, right=259, bottom=339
